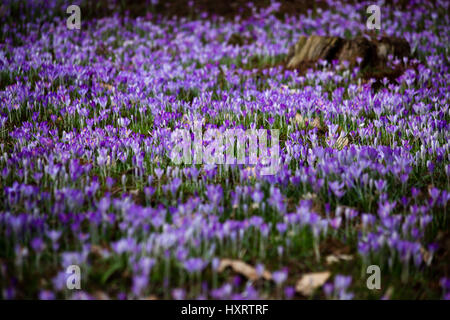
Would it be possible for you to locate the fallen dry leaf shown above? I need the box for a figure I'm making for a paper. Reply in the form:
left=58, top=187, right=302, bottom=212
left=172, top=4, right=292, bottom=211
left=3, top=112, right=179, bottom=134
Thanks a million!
left=334, top=134, right=349, bottom=150
left=129, top=189, right=140, bottom=196
left=311, top=117, right=322, bottom=129
left=420, top=246, right=433, bottom=266
left=301, top=192, right=317, bottom=200
left=294, top=114, right=323, bottom=129
left=278, top=84, right=299, bottom=94
left=295, top=271, right=331, bottom=296
left=325, top=254, right=353, bottom=265
left=90, top=244, right=103, bottom=256
left=99, top=82, right=115, bottom=92
left=295, top=113, right=304, bottom=124
left=251, top=202, right=259, bottom=209
left=382, top=287, right=394, bottom=300
left=218, top=259, right=272, bottom=281
left=93, top=291, right=110, bottom=300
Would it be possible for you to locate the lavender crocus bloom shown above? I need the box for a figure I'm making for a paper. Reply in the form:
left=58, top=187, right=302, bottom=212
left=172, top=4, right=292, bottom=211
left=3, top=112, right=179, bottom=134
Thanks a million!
left=329, top=181, right=345, bottom=198
left=39, top=290, right=55, bottom=300
left=272, top=269, right=288, bottom=285
left=31, top=237, right=45, bottom=253
left=184, top=258, right=206, bottom=274
left=172, top=288, right=186, bottom=300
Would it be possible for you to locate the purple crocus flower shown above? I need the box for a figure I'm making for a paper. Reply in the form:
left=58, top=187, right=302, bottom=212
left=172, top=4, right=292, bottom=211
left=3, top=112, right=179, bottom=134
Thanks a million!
left=31, top=237, right=45, bottom=253
left=284, top=286, right=295, bottom=299
left=183, top=257, right=206, bottom=274
left=132, top=274, right=148, bottom=297
left=276, top=222, right=287, bottom=234
left=272, top=269, right=288, bottom=285
left=329, top=181, right=345, bottom=198
left=39, top=290, right=55, bottom=300
left=172, top=288, right=186, bottom=300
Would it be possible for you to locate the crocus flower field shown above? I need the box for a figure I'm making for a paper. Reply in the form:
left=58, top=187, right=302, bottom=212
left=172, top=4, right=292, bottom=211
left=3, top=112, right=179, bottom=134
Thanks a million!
left=0, top=0, right=449, bottom=300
